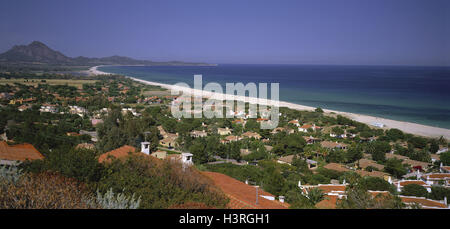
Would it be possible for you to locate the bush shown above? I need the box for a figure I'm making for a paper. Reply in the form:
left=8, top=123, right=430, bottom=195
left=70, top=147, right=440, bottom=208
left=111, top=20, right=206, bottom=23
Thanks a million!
left=0, top=172, right=97, bottom=209
left=401, top=184, right=428, bottom=197
left=96, top=188, right=141, bottom=209
left=97, top=155, right=229, bottom=209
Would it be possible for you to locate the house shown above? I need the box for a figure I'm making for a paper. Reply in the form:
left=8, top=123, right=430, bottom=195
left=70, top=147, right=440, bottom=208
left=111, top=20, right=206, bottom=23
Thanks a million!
left=79, top=130, right=98, bottom=142
left=385, top=153, right=409, bottom=160
left=323, top=163, right=351, bottom=172
left=299, top=124, right=321, bottom=133
left=356, top=170, right=389, bottom=179
left=422, top=173, right=450, bottom=187
left=240, top=149, right=252, bottom=157
left=402, top=159, right=430, bottom=171
left=151, top=150, right=167, bottom=160
left=399, top=196, right=448, bottom=209
left=39, top=104, right=58, bottom=113
left=69, top=105, right=87, bottom=117
left=277, top=155, right=317, bottom=169
left=241, top=131, right=261, bottom=140
left=221, top=135, right=242, bottom=144
left=271, top=127, right=285, bottom=134
left=167, top=152, right=193, bottom=167
left=288, top=120, right=300, bottom=127
left=436, top=147, right=448, bottom=154
left=0, top=141, right=44, bottom=165
left=217, top=127, right=232, bottom=136
left=98, top=145, right=137, bottom=163
left=303, top=136, right=320, bottom=144
left=91, top=118, right=104, bottom=126
left=299, top=183, right=348, bottom=209
left=160, top=135, right=178, bottom=148
left=190, top=130, right=207, bottom=138
left=18, top=104, right=31, bottom=112
left=357, top=158, right=385, bottom=171
left=75, top=143, right=95, bottom=150
left=320, top=141, right=348, bottom=150
left=393, top=180, right=432, bottom=193
left=441, top=165, right=450, bottom=173
left=430, top=154, right=440, bottom=163
left=372, top=122, right=385, bottom=128
left=264, top=145, right=273, bottom=152
left=202, top=171, right=289, bottom=209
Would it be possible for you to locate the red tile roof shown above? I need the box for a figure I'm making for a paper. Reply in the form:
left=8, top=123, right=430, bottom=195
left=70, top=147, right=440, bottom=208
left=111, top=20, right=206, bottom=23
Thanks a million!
left=0, top=141, right=44, bottom=162
left=400, top=196, right=448, bottom=209
left=98, top=145, right=137, bottom=163
left=202, top=171, right=289, bottom=209
left=323, top=163, right=351, bottom=172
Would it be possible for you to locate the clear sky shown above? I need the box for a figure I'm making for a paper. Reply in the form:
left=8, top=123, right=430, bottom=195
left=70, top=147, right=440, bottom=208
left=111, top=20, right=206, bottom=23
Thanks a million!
left=1, top=0, right=449, bottom=66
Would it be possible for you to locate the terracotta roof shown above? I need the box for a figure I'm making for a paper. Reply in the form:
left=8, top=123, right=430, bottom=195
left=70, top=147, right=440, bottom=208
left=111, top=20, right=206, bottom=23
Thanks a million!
left=441, top=166, right=450, bottom=172
left=402, top=159, right=430, bottom=168
left=400, top=196, right=448, bottom=209
left=0, top=141, right=44, bottom=162
left=241, top=131, right=261, bottom=139
left=385, top=153, right=409, bottom=160
left=316, top=194, right=339, bottom=209
left=321, top=141, right=347, bottom=149
left=202, top=171, right=289, bottom=209
left=358, top=158, right=384, bottom=171
left=98, top=145, right=137, bottom=163
left=425, top=173, right=450, bottom=179
left=395, top=180, right=430, bottom=187
left=323, top=163, right=351, bottom=172
left=356, top=170, right=389, bottom=178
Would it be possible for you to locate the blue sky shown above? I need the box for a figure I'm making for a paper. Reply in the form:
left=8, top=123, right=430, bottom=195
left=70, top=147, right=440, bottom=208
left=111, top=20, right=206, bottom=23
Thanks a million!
left=1, top=0, right=449, bottom=66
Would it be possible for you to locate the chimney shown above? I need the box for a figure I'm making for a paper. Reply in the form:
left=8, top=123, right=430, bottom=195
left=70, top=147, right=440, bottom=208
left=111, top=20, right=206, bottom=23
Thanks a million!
left=445, top=196, right=448, bottom=207
left=279, top=196, right=285, bottom=203
left=298, top=180, right=302, bottom=188
left=388, top=176, right=392, bottom=184
left=397, top=181, right=401, bottom=192
left=245, top=179, right=248, bottom=185
left=141, top=142, right=150, bottom=155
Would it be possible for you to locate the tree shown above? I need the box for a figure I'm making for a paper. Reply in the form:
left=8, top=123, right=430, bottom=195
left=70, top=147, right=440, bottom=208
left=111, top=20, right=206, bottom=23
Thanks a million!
left=429, top=139, right=439, bottom=154
left=331, top=126, right=344, bottom=136
left=315, top=107, right=324, bottom=113
left=384, top=158, right=407, bottom=178
left=366, top=141, right=390, bottom=162
left=304, top=188, right=326, bottom=205
left=385, top=129, right=404, bottom=141
left=358, top=177, right=395, bottom=193
left=440, top=151, right=450, bottom=166
left=428, top=186, right=450, bottom=201
left=263, top=170, right=285, bottom=196
left=345, top=144, right=363, bottom=163
left=401, top=184, right=428, bottom=197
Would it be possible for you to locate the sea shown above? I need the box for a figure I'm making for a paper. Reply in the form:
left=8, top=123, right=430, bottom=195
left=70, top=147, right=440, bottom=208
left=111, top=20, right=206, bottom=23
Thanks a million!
left=98, top=64, right=450, bottom=129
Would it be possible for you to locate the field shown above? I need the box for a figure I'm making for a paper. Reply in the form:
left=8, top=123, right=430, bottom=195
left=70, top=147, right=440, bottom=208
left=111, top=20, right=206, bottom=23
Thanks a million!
left=0, top=78, right=97, bottom=89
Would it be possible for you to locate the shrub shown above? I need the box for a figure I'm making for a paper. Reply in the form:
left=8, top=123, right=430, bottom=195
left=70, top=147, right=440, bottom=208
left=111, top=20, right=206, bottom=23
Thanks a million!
left=96, top=188, right=141, bottom=209
left=401, top=184, right=428, bottom=197
left=0, top=172, right=97, bottom=209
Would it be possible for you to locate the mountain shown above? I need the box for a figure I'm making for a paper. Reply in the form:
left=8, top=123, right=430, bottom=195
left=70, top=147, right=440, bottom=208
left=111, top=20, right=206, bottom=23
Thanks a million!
left=0, top=41, right=214, bottom=66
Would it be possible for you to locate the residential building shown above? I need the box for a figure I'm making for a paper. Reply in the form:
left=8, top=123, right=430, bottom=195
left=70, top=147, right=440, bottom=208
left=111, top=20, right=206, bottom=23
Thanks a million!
left=0, top=141, right=44, bottom=165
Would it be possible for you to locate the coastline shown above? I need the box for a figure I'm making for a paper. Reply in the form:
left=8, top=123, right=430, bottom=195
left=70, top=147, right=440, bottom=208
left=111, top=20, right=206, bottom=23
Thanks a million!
left=92, top=66, right=450, bottom=139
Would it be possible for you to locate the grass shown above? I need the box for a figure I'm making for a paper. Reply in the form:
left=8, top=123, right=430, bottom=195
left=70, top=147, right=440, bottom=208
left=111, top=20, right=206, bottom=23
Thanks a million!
left=0, top=78, right=97, bottom=89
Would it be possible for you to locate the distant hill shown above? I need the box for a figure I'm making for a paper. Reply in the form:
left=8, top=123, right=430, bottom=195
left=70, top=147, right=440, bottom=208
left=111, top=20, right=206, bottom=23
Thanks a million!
left=0, top=41, right=214, bottom=66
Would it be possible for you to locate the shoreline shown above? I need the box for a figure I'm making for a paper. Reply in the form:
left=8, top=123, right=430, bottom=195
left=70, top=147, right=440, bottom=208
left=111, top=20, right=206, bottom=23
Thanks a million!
left=92, top=66, right=450, bottom=139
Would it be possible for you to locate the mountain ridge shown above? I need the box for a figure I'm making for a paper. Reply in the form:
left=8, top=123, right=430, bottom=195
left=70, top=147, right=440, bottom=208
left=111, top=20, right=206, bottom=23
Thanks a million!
left=0, top=41, right=215, bottom=66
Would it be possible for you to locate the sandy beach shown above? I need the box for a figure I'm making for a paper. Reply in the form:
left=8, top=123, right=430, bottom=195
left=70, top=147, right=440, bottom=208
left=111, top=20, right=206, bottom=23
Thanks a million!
left=92, top=66, right=450, bottom=139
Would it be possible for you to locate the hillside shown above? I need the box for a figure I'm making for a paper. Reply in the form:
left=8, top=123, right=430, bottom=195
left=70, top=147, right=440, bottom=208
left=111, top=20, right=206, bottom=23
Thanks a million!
left=0, top=41, right=214, bottom=67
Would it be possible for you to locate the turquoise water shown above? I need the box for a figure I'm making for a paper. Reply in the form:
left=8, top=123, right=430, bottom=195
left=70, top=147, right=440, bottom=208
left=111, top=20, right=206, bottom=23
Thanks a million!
left=99, top=65, right=450, bottom=129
